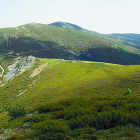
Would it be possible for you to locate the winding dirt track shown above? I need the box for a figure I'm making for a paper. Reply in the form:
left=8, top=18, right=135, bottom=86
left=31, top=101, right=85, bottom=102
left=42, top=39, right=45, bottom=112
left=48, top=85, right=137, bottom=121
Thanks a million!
left=0, top=65, right=4, bottom=77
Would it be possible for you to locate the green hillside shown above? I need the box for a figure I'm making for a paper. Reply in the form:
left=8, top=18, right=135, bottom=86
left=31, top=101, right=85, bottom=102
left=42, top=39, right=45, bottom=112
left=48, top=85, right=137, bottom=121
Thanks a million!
left=0, top=57, right=140, bottom=139
left=1, top=58, right=140, bottom=111
left=0, top=23, right=140, bottom=65
left=50, top=21, right=140, bottom=56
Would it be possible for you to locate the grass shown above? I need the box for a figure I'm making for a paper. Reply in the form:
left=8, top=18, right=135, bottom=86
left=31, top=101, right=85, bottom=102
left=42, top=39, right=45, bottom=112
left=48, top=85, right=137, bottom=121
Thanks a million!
left=1, top=58, right=140, bottom=111
left=0, top=58, right=140, bottom=139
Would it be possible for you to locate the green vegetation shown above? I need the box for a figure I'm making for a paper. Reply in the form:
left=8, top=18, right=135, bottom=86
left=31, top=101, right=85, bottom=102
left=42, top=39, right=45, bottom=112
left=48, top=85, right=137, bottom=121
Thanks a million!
left=49, top=21, right=140, bottom=58
left=0, top=23, right=140, bottom=65
left=30, top=97, right=140, bottom=139
left=0, top=58, right=140, bottom=139
left=1, top=58, right=140, bottom=110
left=6, top=105, right=26, bottom=120
left=2, top=97, right=140, bottom=139
left=1, top=22, right=140, bottom=139
left=127, top=88, right=131, bottom=94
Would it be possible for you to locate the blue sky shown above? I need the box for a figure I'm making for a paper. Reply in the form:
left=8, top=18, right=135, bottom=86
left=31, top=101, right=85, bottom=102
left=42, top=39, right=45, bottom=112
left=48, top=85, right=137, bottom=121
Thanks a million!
left=0, top=0, right=140, bottom=34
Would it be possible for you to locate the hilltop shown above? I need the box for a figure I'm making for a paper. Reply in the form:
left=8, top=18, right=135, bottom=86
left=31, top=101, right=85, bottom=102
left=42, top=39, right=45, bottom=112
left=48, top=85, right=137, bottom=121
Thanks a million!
left=49, top=21, right=84, bottom=31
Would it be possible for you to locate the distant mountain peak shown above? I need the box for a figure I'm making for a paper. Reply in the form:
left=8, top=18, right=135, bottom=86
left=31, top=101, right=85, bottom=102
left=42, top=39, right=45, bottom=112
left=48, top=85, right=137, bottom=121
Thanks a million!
left=49, top=21, right=83, bottom=31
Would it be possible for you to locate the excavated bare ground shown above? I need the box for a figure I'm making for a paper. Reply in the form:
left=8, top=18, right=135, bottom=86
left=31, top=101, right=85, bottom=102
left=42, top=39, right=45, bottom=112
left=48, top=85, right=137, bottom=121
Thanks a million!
left=29, top=62, right=49, bottom=78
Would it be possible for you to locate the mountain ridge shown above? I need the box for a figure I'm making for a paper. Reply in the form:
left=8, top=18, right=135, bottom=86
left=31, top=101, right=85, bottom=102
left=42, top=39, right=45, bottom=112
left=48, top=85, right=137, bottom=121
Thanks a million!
left=0, top=22, right=140, bottom=65
left=49, top=21, right=140, bottom=51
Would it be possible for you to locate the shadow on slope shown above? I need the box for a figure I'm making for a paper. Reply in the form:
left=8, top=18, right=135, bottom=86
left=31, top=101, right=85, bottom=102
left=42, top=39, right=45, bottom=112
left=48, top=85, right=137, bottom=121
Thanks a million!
left=0, top=37, right=78, bottom=59
left=79, top=47, right=140, bottom=65
left=1, top=37, right=140, bottom=65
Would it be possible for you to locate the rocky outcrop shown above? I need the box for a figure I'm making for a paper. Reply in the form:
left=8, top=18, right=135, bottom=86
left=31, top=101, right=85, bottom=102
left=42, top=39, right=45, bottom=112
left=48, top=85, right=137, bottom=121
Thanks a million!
left=4, top=56, right=35, bottom=81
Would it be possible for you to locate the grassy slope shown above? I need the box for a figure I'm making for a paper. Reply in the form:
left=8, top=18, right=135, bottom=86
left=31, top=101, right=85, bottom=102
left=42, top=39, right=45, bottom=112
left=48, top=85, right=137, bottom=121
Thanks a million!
left=0, top=58, right=140, bottom=112
left=49, top=21, right=140, bottom=53
left=0, top=58, right=140, bottom=139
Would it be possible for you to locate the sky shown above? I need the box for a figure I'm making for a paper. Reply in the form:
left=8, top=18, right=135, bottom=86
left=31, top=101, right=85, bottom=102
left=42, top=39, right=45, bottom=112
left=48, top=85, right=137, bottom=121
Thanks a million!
left=0, top=0, right=140, bottom=34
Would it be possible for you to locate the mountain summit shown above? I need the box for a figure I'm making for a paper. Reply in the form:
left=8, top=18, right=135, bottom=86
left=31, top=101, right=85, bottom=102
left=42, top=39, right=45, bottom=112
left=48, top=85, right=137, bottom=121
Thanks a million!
left=49, top=21, right=83, bottom=31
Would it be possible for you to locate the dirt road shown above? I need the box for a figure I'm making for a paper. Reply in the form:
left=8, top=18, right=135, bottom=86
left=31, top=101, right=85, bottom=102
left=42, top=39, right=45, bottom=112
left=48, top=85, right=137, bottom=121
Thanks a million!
left=0, top=65, right=4, bottom=77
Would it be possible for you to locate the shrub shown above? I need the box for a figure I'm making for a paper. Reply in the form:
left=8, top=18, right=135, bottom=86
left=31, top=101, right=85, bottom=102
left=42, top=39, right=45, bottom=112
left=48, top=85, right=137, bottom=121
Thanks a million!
left=37, top=105, right=51, bottom=114
left=33, top=119, right=70, bottom=139
left=7, top=134, right=20, bottom=140
left=81, top=125, right=97, bottom=135
left=23, top=114, right=46, bottom=123
left=127, top=88, right=131, bottom=94
left=64, top=136, right=72, bottom=140
left=7, top=105, right=26, bottom=119
left=79, top=134, right=98, bottom=140
left=51, top=110, right=64, bottom=119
